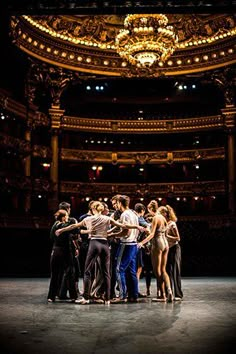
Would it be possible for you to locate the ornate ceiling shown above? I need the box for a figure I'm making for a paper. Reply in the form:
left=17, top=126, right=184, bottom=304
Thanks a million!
left=11, top=14, right=236, bottom=77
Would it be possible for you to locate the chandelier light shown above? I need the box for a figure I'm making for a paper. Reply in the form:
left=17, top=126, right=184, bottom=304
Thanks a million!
left=116, top=14, right=178, bottom=68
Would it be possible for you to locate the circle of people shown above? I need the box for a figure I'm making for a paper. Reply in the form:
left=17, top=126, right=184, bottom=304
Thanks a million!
left=47, top=194, right=183, bottom=305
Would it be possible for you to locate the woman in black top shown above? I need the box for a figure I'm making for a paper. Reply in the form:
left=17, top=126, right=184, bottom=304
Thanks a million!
left=47, top=209, right=77, bottom=302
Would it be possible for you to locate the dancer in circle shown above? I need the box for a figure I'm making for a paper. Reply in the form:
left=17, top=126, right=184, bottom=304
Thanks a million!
left=134, top=203, right=151, bottom=298
left=109, top=194, right=122, bottom=299
left=55, top=201, right=143, bottom=305
left=47, top=209, right=78, bottom=303
left=158, top=205, right=183, bottom=301
left=57, top=201, right=80, bottom=300
left=90, top=202, right=110, bottom=300
left=109, top=195, right=142, bottom=303
left=138, top=200, right=173, bottom=302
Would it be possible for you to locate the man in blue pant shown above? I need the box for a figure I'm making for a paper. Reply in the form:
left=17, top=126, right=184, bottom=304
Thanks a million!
left=110, top=195, right=139, bottom=303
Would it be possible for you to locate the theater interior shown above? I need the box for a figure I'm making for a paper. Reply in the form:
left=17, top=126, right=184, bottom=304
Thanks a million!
left=0, top=2, right=236, bottom=354
left=0, top=0, right=235, bottom=277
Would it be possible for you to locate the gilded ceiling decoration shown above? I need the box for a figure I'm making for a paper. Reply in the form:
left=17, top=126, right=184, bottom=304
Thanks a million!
left=11, top=14, right=236, bottom=77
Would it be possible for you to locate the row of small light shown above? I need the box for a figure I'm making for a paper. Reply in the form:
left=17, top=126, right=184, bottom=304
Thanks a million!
left=84, top=138, right=132, bottom=145
left=84, top=196, right=109, bottom=202
left=22, top=32, right=235, bottom=68
left=74, top=196, right=217, bottom=203
left=0, top=112, right=15, bottom=120
left=178, top=84, right=196, bottom=90
left=25, top=15, right=236, bottom=51
left=91, top=165, right=144, bottom=172
left=91, top=165, right=103, bottom=171
left=86, top=85, right=104, bottom=91
left=85, top=83, right=197, bottom=92
left=22, top=16, right=235, bottom=69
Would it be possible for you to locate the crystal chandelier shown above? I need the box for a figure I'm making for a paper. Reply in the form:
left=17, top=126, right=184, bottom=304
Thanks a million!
left=116, top=14, right=178, bottom=68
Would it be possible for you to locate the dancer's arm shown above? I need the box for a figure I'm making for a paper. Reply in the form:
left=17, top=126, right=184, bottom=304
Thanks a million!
left=108, top=219, right=146, bottom=238
left=50, top=221, right=61, bottom=240
left=107, top=228, right=131, bottom=238
left=110, top=217, right=145, bottom=232
left=55, top=220, right=85, bottom=236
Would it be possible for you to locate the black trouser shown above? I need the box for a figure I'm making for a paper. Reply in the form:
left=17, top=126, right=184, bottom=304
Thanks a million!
left=59, top=253, right=80, bottom=298
left=79, top=241, right=89, bottom=277
left=47, top=247, right=77, bottom=301
left=166, top=244, right=183, bottom=298
left=83, top=239, right=111, bottom=301
left=110, top=240, right=120, bottom=298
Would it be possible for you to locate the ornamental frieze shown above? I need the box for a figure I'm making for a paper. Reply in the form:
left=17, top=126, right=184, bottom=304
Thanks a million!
left=0, top=133, right=31, bottom=155
left=0, top=89, right=49, bottom=126
left=33, top=178, right=52, bottom=192
left=60, top=147, right=225, bottom=164
left=0, top=176, right=32, bottom=192
left=11, top=14, right=236, bottom=76
left=32, top=145, right=52, bottom=159
left=60, top=180, right=225, bottom=197
left=0, top=175, right=53, bottom=193
left=62, top=114, right=224, bottom=133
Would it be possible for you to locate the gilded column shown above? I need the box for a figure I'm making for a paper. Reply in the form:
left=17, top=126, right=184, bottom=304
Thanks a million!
left=221, top=106, right=236, bottom=215
left=24, top=128, right=31, bottom=212
left=24, top=102, right=38, bottom=213
left=48, top=106, right=65, bottom=211
left=24, top=129, right=31, bottom=177
left=24, top=63, right=38, bottom=213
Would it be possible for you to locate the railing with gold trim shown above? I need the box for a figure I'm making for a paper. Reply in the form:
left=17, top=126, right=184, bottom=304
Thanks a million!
left=60, top=180, right=225, bottom=197
left=62, top=115, right=224, bottom=133
left=61, top=147, right=225, bottom=164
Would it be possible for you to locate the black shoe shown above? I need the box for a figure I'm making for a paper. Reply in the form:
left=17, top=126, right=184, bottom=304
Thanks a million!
left=138, top=292, right=147, bottom=298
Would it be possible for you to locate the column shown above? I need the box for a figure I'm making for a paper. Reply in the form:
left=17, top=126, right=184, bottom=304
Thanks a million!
left=221, top=106, right=236, bottom=215
left=48, top=106, right=65, bottom=211
left=24, top=128, right=32, bottom=213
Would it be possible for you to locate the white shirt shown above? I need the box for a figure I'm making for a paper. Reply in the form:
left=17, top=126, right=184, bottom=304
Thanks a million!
left=120, top=209, right=139, bottom=243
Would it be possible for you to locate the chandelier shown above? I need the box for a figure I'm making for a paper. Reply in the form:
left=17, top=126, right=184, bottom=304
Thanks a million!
left=116, top=14, right=178, bottom=68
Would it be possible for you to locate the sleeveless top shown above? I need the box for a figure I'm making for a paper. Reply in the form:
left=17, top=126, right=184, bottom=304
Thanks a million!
left=151, top=215, right=168, bottom=251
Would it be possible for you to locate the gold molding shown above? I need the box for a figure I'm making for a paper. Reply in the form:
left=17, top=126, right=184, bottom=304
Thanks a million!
left=61, top=147, right=225, bottom=164
left=60, top=180, right=225, bottom=196
left=0, top=89, right=49, bottom=126
left=0, top=133, right=31, bottom=155
left=62, top=114, right=224, bottom=133
left=11, top=15, right=236, bottom=77
left=0, top=90, right=229, bottom=134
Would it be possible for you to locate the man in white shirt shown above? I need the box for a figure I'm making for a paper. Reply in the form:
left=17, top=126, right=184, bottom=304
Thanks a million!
left=110, top=195, right=139, bottom=303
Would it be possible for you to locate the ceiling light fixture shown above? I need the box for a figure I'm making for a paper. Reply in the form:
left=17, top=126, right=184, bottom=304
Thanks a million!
left=116, top=14, right=178, bottom=68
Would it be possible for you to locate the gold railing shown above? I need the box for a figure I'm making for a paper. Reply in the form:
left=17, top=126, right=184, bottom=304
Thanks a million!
left=0, top=90, right=227, bottom=133
left=61, top=147, right=225, bottom=164
left=60, top=180, right=226, bottom=197
left=62, top=115, right=224, bottom=133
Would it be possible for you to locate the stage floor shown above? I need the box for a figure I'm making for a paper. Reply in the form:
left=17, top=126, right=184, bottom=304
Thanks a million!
left=0, top=277, right=235, bottom=354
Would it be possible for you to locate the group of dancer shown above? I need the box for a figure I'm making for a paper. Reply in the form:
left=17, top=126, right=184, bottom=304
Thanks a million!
left=47, top=194, right=183, bottom=305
